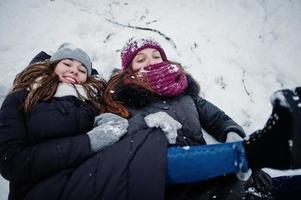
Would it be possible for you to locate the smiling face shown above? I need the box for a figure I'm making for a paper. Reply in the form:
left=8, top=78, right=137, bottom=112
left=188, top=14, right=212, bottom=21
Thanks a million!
left=131, top=48, right=163, bottom=73
left=54, top=59, right=87, bottom=84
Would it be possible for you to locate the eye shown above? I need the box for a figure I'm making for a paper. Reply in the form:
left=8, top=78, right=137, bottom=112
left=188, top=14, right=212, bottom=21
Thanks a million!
left=137, top=59, right=145, bottom=63
left=153, top=53, right=161, bottom=59
left=63, top=62, right=71, bottom=67
left=134, top=57, right=145, bottom=63
left=78, top=67, right=87, bottom=74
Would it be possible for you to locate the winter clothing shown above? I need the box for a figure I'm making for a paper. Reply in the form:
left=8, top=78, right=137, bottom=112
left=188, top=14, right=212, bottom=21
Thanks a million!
left=114, top=75, right=246, bottom=144
left=29, top=51, right=99, bottom=76
left=226, top=131, right=244, bottom=142
left=226, top=131, right=253, bottom=181
left=167, top=142, right=248, bottom=183
left=87, top=113, right=129, bottom=152
left=245, top=104, right=292, bottom=170
left=148, top=114, right=251, bottom=182
left=51, top=114, right=167, bottom=200
left=29, top=51, right=51, bottom=65
left=165, top=86, right=301, bottom=199
left=0, top=90, right=97, bottom=199
left=145, top=111, right=182, bottom=144
left=273, top=175, right=301, bottom=200
left=0, top=50, right=168, bottom=200
left=121, top=37, right=167, bottom=70
left=50, top=43, right=92, bottom=76
left=0, top=89, right=167, bottom=200
left=272, top=87, right=301, bottom=168
left=143, top=61, right=188, bottom=97
left=54, top=83, right=88, bottom=99
left=165, top=169, right=273, bottom=200
left=113, top=74, right=261, bottom=199
left=245, top=87, right=301, bottom=170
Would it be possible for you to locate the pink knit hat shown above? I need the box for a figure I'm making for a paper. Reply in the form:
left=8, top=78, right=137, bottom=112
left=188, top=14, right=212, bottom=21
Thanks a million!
left=120, top=37, right=167, bottom=70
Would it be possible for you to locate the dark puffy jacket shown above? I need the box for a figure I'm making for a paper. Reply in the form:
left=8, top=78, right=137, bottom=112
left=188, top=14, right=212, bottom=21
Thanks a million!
left=0, top=90, right=96, bottom=199
left=0, top=90, right=167, bottom=200
left=113, top=75, right=273, bottom=200
left=114, top=75, right=246, bottom=145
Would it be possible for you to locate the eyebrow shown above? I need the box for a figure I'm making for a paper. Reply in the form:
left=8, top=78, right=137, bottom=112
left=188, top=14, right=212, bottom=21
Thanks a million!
left=136, top=50, right=160, bottom=56
left=64, top=59, right=85, bottom=68
left=135, top=52, right=144, bottom=56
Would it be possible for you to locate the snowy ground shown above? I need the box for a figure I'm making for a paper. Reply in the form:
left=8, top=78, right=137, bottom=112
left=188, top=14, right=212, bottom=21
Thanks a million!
left=1, top=0, right=301, bottom=198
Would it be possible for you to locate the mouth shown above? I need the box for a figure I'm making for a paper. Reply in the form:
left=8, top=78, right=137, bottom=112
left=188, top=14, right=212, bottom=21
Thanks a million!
left=62, top=76, right=77, bottom=84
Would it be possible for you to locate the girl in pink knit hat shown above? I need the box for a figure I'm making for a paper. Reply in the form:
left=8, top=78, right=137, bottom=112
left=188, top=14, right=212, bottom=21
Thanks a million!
left=104, top=36, right=273, bottom=199
left=102, top=36, right=301, bottom=199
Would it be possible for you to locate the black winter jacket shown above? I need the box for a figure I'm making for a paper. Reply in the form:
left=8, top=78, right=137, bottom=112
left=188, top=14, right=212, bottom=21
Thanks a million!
left=0, top=90, right=167, bottom=200
left=0, top=90, right=96, bottom=199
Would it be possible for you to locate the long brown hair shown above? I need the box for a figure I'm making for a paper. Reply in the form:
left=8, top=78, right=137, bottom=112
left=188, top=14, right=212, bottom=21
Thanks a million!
left=11, top=60, right=106, bottom=113
left=102, top=65, right=157, bottom=118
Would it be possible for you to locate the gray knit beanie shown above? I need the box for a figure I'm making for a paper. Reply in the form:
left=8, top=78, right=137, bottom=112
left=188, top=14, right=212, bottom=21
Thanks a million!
left=50, top=43, right=92, bottom=76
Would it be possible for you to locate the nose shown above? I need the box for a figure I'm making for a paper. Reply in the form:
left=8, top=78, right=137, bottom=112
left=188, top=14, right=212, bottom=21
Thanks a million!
left=69, top=66, right=78, bottom=75
left=148, top=58, right=156, bottom=65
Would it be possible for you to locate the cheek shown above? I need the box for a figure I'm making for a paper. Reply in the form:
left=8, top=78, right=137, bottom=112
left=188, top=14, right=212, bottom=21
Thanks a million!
left=132, top=63, right=143, bottom=71
left=78, top=74, right=87, bottom=83
left=132, top=61, right=151, bottom=72
left=54, top=67, right=62, bottom=77
left=153, top=59, right=162, bottom=65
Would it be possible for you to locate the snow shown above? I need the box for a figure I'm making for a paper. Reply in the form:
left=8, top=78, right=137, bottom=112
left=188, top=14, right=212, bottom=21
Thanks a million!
left=246, top=187, right=264, bottom=198
left=270, top=88, right=301, bottom=110
left=182, top=146, right=190, bottom=150
left=270, top=90, right=290, bottom=108
left=169, top=64, right=179, bottom=73
left=1, top=0, right=301, bottom=198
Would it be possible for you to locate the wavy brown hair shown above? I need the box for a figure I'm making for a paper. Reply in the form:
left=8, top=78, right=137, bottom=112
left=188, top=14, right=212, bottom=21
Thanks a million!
left=11, top=60, right=106, bottom=113
left=102, top=66, right=156, bottom=118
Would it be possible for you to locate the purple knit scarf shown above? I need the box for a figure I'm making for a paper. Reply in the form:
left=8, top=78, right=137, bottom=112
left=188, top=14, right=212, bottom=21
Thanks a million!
left=142, top=61, right=188, bottom=97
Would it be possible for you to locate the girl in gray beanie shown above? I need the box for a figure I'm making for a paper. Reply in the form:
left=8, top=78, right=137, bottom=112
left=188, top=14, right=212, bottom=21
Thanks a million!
left=50, top=42, right=93, bottom=77
left=0, top=43, right=129, bottom=199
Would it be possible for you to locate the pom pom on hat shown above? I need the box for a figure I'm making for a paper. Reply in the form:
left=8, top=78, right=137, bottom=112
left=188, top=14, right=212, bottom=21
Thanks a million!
left=50, top=43, right=92, bottom=76
left=120, top=37, right=167, bottom=70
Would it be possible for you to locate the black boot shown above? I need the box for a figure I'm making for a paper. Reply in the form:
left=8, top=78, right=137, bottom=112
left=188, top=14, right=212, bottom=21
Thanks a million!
left=244, top=96, right=292, bottom=169
left=245, top=88, right=301, bottom=171
left=284, top=87, right=301, bottom=168
left=245, top=87, right=301, bottom=169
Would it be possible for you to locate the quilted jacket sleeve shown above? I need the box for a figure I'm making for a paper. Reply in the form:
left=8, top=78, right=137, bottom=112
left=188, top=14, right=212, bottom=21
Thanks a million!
left=194, top=96, right=245, bottom=142
left=0, top=91, right=94, bottom=183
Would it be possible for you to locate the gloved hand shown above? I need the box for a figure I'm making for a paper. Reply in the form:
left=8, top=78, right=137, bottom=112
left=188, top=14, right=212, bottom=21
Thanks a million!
left=87, top=113, right=129, bottom=152
left=226, top=132, right=252, bottom=181
left=144, top=111, right=182, bottom=144
left=226, top=131, right=244, bottom=142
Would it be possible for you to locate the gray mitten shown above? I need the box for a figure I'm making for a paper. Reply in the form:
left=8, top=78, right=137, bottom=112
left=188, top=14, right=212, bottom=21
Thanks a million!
left=87, top=113, right=129, bottom=152
left=144, top=111, right=182, bottom=144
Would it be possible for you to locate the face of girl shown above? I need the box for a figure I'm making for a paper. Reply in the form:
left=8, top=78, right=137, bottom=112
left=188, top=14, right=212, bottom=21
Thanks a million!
left=131, top=48, right=163, bottom=73
left=54, top=59, right=87, bottom=84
